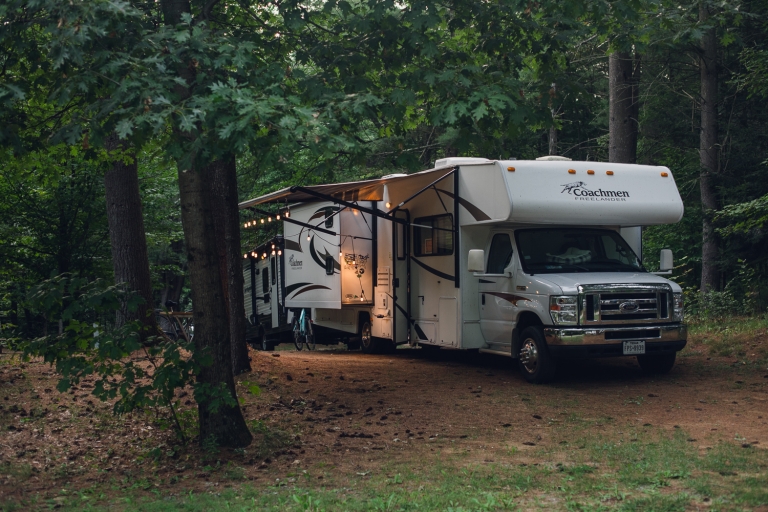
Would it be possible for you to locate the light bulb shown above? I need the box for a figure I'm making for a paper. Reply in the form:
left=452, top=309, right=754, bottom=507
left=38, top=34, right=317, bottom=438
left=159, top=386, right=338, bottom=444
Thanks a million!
left=263, top=253, right=267, bottom=258
left=243, top=253, right=248, bottom=259
left=277, top=250, right=282, bottom=256
left=271, top=250, right=275, bottom=255
left=260, top=218, right=265, bottom=224
left=285, top=211, right=290, bottom=218
left=276, top=214, right=280, bottom=220
left=307, top=234, right=311, bottom=241
left=386, top=202, right=391, bottom=208
left=243, top=223, right=248, bottom=228
left=271, top=244, right=275, bottom=249
left=268, top=216, right=272, bottom=222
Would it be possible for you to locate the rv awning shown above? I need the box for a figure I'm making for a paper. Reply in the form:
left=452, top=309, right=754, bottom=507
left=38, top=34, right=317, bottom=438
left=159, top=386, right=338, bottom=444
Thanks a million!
left=238, top=166, right=455, bottom=209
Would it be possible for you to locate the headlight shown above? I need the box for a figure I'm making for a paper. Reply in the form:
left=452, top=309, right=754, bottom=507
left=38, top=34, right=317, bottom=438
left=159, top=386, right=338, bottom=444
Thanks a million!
left=673, top=292, right=684, bottom=321
left=550, top=296, right=578, bottom=325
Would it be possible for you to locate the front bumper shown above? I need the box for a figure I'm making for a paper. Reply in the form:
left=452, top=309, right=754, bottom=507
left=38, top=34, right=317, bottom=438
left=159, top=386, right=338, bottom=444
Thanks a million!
left=543, top=323, right=687, bottom=358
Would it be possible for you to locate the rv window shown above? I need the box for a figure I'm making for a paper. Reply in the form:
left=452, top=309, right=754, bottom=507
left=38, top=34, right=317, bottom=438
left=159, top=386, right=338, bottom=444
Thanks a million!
left=325, top=255, right=334, bottom=275
left=271, top=257, right=276, bottom=285
left=487, top=234, right=514, bottom=274
left=262, top=267, right=269, bottom=294
left=414, top=214, right=453, bottom=257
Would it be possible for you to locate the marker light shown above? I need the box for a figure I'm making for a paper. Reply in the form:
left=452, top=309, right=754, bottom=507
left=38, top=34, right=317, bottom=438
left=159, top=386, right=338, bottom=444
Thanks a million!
left=507, top=166, right=515, bottom=172
left=606, top=170, right=614, bottom=175
left=587, top=170, right=595, bottom=175
left=568, top=169, right=576, bottom=174
left=661, top=172, right=669, bottom=177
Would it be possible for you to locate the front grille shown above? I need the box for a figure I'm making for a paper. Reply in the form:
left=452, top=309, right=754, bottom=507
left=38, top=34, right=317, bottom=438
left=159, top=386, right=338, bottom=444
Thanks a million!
left=581, top=286, right=671, bottom=325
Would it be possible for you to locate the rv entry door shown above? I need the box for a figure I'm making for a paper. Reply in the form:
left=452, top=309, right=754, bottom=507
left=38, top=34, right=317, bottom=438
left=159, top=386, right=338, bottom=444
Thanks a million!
left=477, top=232, right=518, bottom=350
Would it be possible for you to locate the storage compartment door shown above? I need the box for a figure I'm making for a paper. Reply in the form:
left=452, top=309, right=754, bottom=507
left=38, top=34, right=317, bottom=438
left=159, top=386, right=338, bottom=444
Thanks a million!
left=438, top=297, right=458, bottom=347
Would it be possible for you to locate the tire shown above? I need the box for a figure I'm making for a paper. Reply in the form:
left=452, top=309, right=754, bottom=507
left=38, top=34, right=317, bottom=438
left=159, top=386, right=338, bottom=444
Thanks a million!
left=261, top=331, right=274, bottom=352
left=292, top=317, right=304, bottom=351
left=360, top=320, right=377, bottom=354
left=637, top=352, right=676, bottom=374
left=517, top=326, right=556, bottom=384
left=305, top=328, right=316, bottom=351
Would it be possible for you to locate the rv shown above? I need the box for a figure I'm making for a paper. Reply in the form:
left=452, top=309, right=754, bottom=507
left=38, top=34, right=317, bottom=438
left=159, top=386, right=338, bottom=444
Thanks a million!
left=240, top=157, right=687, bottom=382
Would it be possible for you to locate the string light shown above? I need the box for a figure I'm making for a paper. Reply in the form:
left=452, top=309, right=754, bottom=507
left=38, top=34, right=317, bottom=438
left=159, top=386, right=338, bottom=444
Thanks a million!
left=277, top=250, right=282, bottom=256
left=243, top=253, right=248, bottom=259
left=262, top=252, right=267, bottom=258
left=260, top=218, right=265, bottom=224
left=385, top=202, right=391, bottom=208
left=243, top=222, right=248, bottom=228
left=276, top=214, right=281, bottom=220
left=307, top=233, right=311, bottom=241
left=285, top=210, right=290, bottom=218
left=268, top=216, right=272, bottom=222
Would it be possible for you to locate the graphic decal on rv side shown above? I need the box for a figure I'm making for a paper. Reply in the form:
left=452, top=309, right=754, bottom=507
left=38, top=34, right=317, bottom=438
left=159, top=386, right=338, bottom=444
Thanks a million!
left=285, top=282, right=312, bottom=296
left=560, top=181, right=630, bottom=201
left=309, top=237, right=341, bottom=272
left=290, top=284, right=332, bottom=298
left=434, top=189, right=491, bottom=221
left=411, top=257, right=455, bottom=281
left=483, top=292, right=529, bottom=306
left=284, top=239, right=302, bottom=253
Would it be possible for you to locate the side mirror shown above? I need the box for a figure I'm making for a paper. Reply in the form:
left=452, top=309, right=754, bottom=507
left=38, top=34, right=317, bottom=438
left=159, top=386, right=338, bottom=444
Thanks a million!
left=659, top=249, right=673, bottom=272
left=468, top=249, right=485, bottom=273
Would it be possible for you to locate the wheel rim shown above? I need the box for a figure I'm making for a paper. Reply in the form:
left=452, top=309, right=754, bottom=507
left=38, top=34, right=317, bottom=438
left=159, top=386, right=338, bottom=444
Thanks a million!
left=519, top=338, right=539, bottom=374
left=361, top=322, right=372, bottom=349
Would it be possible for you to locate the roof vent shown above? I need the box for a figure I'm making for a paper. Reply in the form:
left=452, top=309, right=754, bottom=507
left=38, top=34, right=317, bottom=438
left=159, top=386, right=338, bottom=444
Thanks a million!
left=434, top=157, right=493, bottom=168
left=535, top=156, right=572, bottom=161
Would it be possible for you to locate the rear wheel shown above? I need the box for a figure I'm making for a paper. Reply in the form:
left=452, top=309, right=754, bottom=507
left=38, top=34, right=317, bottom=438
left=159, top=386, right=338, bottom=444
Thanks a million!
left=517, top=326, right=556, bottom=384
left=260, top=330, right=274, bottom=352
left=637, top=352, right=676, bottom=374
left=360, top=320, right=376, bottom=354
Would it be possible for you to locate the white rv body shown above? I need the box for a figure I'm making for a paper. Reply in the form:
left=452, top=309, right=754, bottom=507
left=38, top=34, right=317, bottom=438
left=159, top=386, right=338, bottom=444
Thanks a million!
left=240, top=158, right=687, bottom=379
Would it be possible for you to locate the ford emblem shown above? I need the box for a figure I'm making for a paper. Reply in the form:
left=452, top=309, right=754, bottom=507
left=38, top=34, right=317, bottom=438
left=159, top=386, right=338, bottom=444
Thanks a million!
left=619, top=300, right=639, bottom=313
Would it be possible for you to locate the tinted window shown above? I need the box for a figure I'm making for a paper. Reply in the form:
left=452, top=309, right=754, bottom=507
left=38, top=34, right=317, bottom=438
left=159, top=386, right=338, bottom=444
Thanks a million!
left=487, top=234, right=514, bottom=274
left=262, top=267, right=269, bottom=294
left=414, top=214, right=453, bottom=256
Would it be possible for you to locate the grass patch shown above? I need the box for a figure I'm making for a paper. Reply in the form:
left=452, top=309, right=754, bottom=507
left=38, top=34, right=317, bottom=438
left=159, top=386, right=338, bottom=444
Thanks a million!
left=28, top=429, right=766, bottom=512
left=687, top=315, right=768, bottom=361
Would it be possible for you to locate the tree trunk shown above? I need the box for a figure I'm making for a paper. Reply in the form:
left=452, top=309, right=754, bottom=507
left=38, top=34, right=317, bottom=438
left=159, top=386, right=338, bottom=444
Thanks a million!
left=104, top=133, right=157, bottom=335
left=161, top=0, right=251, bottom=448
left=699, top=3, right=719, bottom=293
left=209, top=157, right=250, bottom=375
left=178, top=162, right=252, bottom=448
left=609, top=51, right=640, bottom=164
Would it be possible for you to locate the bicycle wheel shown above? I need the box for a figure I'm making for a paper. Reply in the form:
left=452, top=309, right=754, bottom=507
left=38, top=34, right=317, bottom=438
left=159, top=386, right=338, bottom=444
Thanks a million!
left=292, top=317, right=304, bottom=351
left=305, top=318, right=316, bottom=351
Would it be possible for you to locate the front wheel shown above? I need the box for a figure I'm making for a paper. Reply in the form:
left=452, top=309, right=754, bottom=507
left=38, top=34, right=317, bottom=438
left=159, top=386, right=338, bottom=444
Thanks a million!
left=637, top=352, right=676, bottom=374
left=517, top=326, right=556, bottom=384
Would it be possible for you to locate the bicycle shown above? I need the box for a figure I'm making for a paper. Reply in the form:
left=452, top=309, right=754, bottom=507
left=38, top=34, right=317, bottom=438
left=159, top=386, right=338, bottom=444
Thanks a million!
left=292, top=308, right=315, bottom=351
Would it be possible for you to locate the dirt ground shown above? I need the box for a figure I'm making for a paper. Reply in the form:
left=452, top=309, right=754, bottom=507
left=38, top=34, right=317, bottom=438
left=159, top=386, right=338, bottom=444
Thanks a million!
left=1, top=338, right=767, bottom=505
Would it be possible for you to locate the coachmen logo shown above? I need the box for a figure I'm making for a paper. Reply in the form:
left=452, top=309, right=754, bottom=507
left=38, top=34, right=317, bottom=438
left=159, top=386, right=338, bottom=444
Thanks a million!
left=560, top=181, right=630, bottom=201
left=289, top=254, right=303, bottom=268
left=619, top=300, right=640, bottom=313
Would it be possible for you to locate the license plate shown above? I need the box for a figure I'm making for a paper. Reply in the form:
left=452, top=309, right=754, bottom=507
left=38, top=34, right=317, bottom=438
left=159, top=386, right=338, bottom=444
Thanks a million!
left=623, top=340, right=645, bottom=355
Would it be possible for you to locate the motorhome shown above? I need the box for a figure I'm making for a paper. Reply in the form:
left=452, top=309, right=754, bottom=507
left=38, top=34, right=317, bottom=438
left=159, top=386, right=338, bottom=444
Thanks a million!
left=239, top=157, right=687, bottom=382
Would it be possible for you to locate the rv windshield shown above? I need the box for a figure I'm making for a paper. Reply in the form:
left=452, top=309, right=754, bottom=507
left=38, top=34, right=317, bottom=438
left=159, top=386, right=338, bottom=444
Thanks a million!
left=515, top=228, right=644, bottom=274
